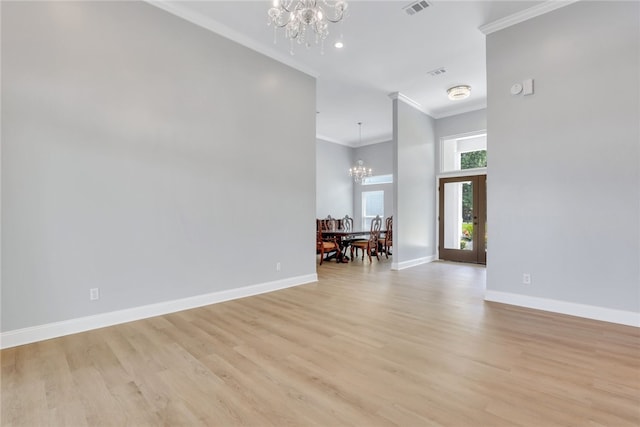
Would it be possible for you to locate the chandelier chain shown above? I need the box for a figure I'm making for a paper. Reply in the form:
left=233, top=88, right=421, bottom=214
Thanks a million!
left=349, top=122, right=372, bottom=183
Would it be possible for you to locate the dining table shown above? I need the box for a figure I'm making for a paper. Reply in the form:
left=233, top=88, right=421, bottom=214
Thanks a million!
left=322, top=229, right=387, bottom=262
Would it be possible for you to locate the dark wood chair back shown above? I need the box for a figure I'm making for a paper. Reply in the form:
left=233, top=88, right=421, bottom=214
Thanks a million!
left=350, top=215, right=382, bottom=262
left=342, top=215, right=354, bottom=232
left=383, top=216, right=393, bottom=258
left=370, top=215, right=382, bottom=241
left=318, top=216, right=337, bottom=232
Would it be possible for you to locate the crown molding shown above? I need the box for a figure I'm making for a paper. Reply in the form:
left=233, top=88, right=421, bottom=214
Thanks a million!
left=355, top=136, right=393, bottom=148
left=145, top=0, right=318, bottom=78
left=390, top=93, right=487, bottom=120
left=479, top=0, right=580, bottom=35
left=388, top=92, right=433, bottom=117
left=349, top=136, right=393, bottom=148
left=317, top=134, right=392, bottom=148
left=430, top=102, right=487, bottom=120
left=316, top=134, right=349, bottom=146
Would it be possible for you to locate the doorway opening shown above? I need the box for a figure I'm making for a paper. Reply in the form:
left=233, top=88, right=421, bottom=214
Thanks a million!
left=438, top=175, right=486, bottom=264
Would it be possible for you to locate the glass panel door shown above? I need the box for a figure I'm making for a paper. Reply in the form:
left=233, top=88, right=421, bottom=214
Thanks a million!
left=442, top=180, right=473, bottom=251
left=478, top=175, right=487, bottom=264
left=439, top=175, right=486, bottom=264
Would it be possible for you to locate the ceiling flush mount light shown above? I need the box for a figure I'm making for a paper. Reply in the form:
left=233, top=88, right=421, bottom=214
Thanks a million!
left=334, top=40, right=344, bottom=48
left=268, top=0, right=348, bottom=54
left=349, top=123, right=372, bottom=183
left=447, top=85, right=471, bottom=101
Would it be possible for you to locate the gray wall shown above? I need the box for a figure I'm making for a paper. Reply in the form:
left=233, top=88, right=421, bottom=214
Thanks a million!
left=486, top=1, right=640, bottom=312
left=353, top=141, right=394, bottom=229
left=315, top=139, right=353, bottom=218
left=2, top=1, right=317, bottom=331
left=393, top=99, right=437, bottom=268
left=435, top=109, right=487, bottom=141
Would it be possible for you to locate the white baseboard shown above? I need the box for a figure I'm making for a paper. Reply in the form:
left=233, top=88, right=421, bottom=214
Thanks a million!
left=0, top=274, right=318, bottom=349
left=484, top=290, right=640, bottom=327
left=391, top=255, right=435, bottom=271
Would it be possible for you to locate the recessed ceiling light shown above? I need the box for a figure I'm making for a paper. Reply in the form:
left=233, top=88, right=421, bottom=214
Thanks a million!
left=334, top=41, right=344, bottom=49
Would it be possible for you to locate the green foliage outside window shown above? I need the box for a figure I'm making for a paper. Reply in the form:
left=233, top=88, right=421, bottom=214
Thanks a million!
left=458, top=150, right=486, bottom=248
left=461, top=150, right=487, bottom=170
left=461, top=150, right=486, bottom=222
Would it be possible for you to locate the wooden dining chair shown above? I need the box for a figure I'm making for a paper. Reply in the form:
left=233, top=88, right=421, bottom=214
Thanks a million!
left=342, top=214, right=354, bottom=231
left=383, top=216, right=393, bottom=258
left=316, top=224, right=340, bottom=265
left=350, top=215, right=382, bottom=262
left=320, top=216, right=337, bottom=232
left=340, top=214, right=356, bottom=255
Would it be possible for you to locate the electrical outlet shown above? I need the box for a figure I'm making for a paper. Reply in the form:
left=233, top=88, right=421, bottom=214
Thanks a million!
left=522, top=273, right=531, bottom=285
left=276, top=262, right=281, bottom=272
left=90, top=288, right=100, bottom=300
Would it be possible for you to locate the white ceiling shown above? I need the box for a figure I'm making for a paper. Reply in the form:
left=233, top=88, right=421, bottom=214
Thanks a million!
left=151, top=0, right=544, bottom=146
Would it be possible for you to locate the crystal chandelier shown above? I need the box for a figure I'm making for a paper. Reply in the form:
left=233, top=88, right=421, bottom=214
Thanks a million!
left=349, top=122, right=372, bottom=183
left=350, top=160, right=372, bottom=183
left=267, top=0, right=348, bottom=54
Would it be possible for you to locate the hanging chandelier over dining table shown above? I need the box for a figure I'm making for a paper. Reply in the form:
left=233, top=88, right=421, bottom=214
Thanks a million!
left=349, top=122, right=372, bottom=183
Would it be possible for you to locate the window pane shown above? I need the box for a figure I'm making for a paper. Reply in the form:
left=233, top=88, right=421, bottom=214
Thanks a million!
left=441, top=133, right=487, bottom=172
left=461, top=150, right=487, bottom=169
left=443, top=181, right=473, bottom=251
left=362, top=191, right=384, bottom=229
left=362, top=174, right=393, bottom=185
left=365, top=192, right=384, bottom=215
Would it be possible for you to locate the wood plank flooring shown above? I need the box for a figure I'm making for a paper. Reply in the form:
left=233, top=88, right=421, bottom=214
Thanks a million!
left=2, top=258, right=639, bottom=426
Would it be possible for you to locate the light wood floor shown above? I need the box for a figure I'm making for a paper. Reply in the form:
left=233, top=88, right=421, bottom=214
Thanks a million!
left=2, top=257, right=639, bottom=426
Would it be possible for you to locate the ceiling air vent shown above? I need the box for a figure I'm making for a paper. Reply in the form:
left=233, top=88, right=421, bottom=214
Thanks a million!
left=427, top=67, right=446, bottom=77
left=404, top=0, right=431, bottom=16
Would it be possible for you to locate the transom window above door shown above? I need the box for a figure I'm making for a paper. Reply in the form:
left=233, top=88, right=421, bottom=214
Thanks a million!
left=362, top=174, right=393, bottom=185
left=440, top=132, right=487, bottom=173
